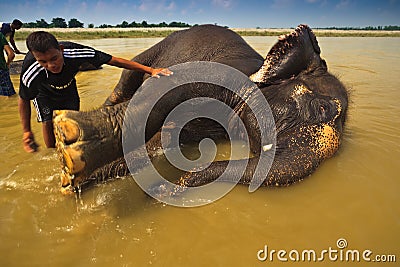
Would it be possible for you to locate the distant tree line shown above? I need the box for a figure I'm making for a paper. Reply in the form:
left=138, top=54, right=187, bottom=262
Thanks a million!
left=23, top=18, right=84, bottom=28
left=319, top=25, right=400, bottom=31
left=23, top=17, right=192, bottom=28
left=20, top=18, right=400, bottom=30
left=103, top=20, right=191, bottom=28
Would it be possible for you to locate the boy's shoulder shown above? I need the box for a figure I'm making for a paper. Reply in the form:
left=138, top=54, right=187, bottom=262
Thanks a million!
left=61, top=41, right=98, bottom=59
left=61, top=41, right=96, bottom=51
left=20, top=52, right=45, bottom=88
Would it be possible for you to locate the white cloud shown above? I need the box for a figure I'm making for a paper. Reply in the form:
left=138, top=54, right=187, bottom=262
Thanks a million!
left=138, top=1, right=149, bottom=11
left=138, top=0, right=176, bottom=12
left=166, top=1, right=176, bottom=10
left=271, top=0, right=295, bottom=9
left=212, top=0, right=233, bottom=9
left=80, top=1, right=88, bottom=9
left=37, top=0, right=54, bottom=5
left=94, top=1, right=110, bottom=13
left=336, top=0, right=350, bottom=9
left=305, top=0, right=328, bottom=7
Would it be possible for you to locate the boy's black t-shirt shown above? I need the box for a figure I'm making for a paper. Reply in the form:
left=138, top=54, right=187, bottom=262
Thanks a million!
left=19, top=41, right=112, bottom=101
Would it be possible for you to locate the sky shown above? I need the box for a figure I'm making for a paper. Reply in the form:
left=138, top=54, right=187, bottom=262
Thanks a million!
left=1, top=0, right=399, bottom=28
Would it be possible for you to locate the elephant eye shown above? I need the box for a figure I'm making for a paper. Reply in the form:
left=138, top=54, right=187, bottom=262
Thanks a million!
left=317, top=102, right=332, bottom=121
left=310, top=98, right=332, bottom=122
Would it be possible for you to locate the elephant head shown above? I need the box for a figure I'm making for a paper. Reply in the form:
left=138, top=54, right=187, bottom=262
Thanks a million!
left=171, top=25, right=348, bottom=188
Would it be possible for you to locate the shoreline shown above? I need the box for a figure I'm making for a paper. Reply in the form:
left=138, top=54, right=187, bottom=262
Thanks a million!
left=15, top=27, right=400, bottom=40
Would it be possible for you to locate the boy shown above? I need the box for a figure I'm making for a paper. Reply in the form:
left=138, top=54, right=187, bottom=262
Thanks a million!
left=1, top=19, right=23, bottom=54
left=19, top=31, right=172, bottom=152
left=0, top=32, right=16, bottom=97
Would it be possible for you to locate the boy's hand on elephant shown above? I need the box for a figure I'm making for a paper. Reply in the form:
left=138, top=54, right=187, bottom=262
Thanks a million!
left=151, top=68, right=173, bottom=78
left=22, top=131, right=39, bottom=153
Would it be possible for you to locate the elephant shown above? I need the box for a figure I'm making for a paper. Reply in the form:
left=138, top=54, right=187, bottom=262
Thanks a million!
left=53, top=24, right=348, bottom=194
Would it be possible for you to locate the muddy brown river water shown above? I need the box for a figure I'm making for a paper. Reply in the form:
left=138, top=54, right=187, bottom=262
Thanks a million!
left=0, top=37, right=399, bottom=266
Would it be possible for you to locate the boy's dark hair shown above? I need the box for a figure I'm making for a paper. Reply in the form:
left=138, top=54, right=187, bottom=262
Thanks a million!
left=26, top=31, right=59, bottom=53
left=12, top=19, right=23, bottom=27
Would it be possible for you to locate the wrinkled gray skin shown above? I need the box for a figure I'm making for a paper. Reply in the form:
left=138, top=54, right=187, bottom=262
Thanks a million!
left=54, top=24, right=348, bottom=192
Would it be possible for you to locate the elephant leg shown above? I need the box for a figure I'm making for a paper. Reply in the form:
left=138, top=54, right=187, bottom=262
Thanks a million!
left=178, top=123, right=341, bottom=188
left=176, top=156, right=301, bottom=189
left=54, top=102, right=129, bottom=192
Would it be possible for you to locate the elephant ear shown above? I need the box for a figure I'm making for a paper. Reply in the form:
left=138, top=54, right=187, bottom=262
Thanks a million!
left=250, top=24, right=326, bottom=84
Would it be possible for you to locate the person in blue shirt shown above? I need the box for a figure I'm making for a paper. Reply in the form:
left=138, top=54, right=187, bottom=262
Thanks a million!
left=1, top=19, right=23, bottom=54
left=0, top=33, right=16, bottom=97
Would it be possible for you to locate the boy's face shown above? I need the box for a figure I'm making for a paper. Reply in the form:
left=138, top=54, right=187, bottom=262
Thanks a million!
left=31, top=45, right=64, bottom=74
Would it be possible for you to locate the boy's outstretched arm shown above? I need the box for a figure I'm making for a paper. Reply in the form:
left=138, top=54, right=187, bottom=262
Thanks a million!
left=9, top=32, right=21, bottom=54
left=107, top=56, right=173, bottom=78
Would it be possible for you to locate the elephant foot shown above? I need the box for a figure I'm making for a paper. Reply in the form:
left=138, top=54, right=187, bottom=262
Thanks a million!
left=53, top=108, right=124, bottom=191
